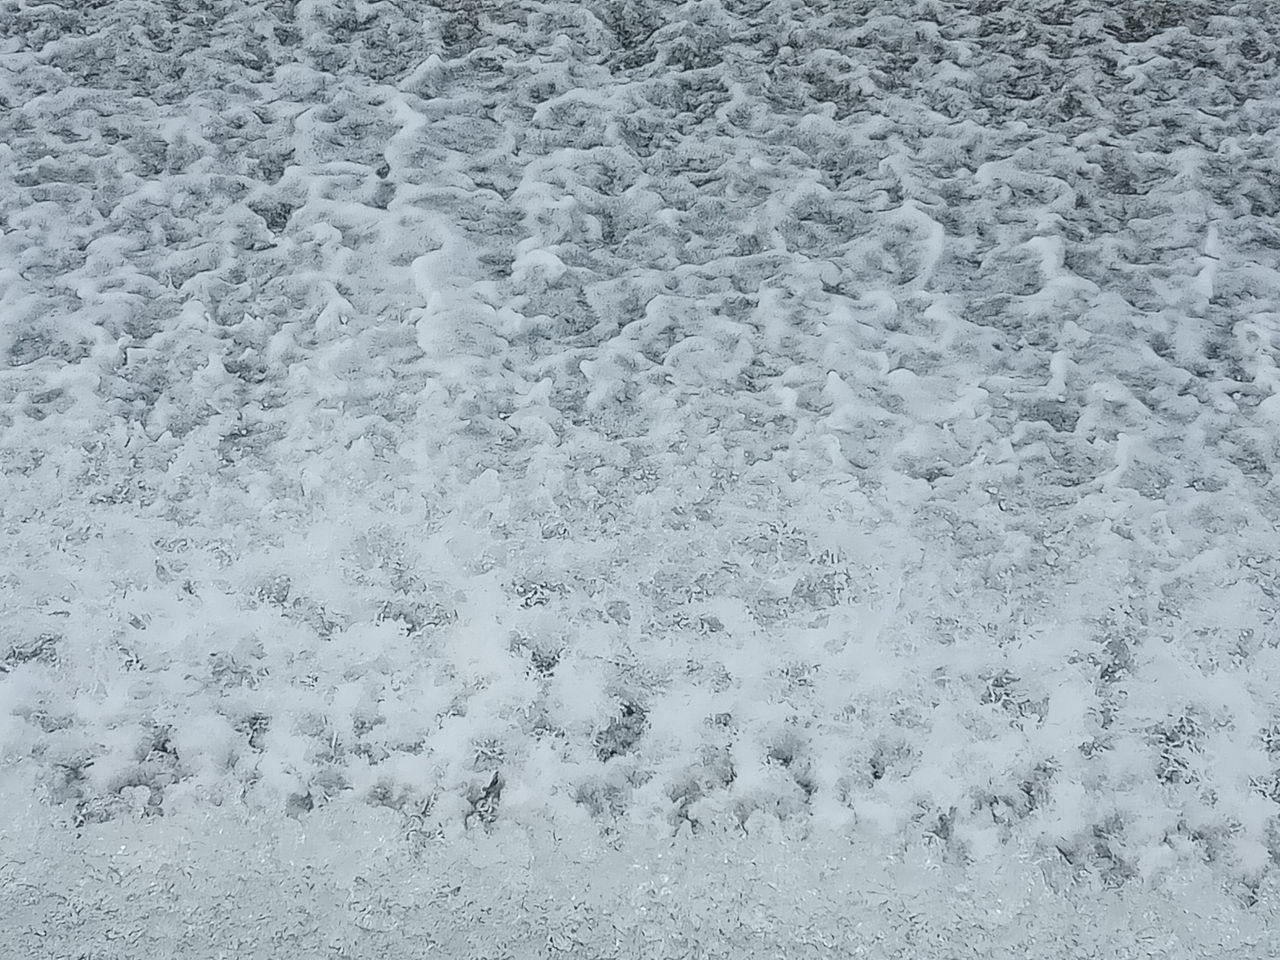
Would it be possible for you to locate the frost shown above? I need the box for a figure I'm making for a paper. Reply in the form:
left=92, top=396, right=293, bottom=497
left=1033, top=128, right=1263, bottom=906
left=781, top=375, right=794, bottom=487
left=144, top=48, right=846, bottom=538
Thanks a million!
left=3, top=0, right=1280, bottom=951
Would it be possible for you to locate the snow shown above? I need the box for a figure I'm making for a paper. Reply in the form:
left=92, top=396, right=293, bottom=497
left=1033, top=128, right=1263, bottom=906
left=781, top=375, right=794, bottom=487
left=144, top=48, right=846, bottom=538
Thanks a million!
left=3, top=0, right=1280, bottom=953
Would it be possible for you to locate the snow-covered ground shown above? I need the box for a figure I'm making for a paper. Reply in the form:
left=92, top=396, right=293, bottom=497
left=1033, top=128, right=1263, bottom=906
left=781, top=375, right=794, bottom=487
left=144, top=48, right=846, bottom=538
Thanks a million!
left=3, top=0, right=1280, bottom=954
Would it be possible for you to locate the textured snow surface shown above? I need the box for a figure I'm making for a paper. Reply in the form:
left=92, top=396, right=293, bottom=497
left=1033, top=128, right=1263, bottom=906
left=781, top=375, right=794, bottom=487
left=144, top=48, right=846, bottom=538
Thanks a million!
left=3, top=0, right=1280, bottom=951
left=1, top=779, right=1274, bottom=960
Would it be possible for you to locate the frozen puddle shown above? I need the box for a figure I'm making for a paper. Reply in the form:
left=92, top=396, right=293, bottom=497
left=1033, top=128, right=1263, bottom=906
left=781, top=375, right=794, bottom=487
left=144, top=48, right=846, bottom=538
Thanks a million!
left=2, top=1, right=1279, bottom=954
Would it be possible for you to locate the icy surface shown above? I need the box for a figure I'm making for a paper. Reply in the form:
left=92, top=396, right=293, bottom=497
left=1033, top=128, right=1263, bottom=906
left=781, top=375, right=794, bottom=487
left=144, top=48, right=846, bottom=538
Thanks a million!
left=1, top=777, right=1273, bottom=959
left=2, top=0, right=1280, bottom=952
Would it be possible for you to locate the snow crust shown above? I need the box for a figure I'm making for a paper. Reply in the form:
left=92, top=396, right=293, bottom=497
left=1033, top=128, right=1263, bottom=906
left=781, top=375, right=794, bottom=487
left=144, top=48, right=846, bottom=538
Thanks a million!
left=2, top=0, right=1280, bottom=951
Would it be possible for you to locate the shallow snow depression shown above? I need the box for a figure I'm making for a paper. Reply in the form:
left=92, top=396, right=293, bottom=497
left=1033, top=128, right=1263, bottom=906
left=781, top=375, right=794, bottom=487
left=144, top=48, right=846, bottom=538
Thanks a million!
left=2, top=0, right=1280, bottom=954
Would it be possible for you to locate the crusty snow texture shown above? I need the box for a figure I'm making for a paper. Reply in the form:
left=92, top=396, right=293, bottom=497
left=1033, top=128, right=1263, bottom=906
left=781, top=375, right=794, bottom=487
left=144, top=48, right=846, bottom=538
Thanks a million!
left=2, top=0, right=1280, bottom=945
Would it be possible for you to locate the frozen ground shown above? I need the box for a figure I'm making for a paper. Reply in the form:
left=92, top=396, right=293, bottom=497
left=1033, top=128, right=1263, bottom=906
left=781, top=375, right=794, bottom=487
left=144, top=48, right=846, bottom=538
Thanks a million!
left=2, top=0, right=1280, bottom=955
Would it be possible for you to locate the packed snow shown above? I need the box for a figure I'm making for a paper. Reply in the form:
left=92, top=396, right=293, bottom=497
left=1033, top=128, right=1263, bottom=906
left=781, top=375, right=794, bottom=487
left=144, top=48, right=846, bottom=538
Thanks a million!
left=2, top=0, right=1279, bottom=954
